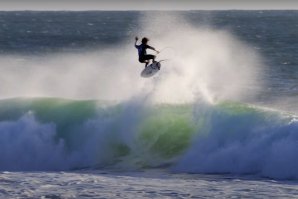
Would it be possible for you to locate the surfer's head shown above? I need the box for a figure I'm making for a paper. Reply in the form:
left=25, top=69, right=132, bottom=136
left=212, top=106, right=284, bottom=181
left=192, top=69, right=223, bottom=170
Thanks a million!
left=141, top=37, right=149, bottom=44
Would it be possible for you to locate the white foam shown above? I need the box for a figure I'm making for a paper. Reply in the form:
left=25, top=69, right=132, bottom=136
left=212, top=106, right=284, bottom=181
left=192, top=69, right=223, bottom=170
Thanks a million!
left=173, top=102, right=298, bottom=180
left=0, top=113, right=67, bottom=170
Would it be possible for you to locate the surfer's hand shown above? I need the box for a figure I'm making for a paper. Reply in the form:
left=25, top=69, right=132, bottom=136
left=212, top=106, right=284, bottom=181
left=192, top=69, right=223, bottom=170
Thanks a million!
left=135, top=37, right=138, bottom=41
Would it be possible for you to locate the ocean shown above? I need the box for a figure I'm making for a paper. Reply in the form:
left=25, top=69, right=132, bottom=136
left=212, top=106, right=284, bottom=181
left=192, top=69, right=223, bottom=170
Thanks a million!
left=0, top=10, right=298, bottom=198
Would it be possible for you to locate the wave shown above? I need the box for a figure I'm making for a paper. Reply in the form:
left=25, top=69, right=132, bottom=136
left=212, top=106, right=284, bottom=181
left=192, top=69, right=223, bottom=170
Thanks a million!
left=0, top=98, right=195, bottom=171
left=0, top=98, right=297, bottom=180
left=174, top=102, right=298, bottom=180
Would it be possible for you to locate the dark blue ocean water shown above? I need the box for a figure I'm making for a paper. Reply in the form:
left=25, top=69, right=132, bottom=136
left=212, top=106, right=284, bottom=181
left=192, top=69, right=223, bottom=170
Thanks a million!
left=0, top=11, right=139, bottom=54
left=0, top=11, right=297, bottom=58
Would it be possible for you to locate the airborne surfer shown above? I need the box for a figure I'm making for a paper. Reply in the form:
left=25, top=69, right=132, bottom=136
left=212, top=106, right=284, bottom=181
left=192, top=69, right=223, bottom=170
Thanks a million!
left=135, top=37, right=159, bottom=68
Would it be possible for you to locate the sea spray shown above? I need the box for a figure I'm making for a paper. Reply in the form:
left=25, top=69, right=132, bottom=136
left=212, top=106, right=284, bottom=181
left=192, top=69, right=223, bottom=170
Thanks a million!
left=137, top=12, right=264, bottom=103
left=0, top=13, right=263, bottom=104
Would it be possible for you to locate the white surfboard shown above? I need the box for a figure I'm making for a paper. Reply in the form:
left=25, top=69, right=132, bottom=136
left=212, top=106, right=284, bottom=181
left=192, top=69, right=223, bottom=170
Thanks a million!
left=140, top=61, right=161, bottom=78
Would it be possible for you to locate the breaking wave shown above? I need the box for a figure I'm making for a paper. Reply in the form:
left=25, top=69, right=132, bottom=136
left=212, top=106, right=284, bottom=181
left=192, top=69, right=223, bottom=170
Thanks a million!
left=0, top=98, right=297, bottom=180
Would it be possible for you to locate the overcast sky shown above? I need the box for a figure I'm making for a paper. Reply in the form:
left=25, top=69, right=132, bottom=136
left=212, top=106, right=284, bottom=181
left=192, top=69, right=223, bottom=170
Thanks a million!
left=0, top=0, right=297, bottom=11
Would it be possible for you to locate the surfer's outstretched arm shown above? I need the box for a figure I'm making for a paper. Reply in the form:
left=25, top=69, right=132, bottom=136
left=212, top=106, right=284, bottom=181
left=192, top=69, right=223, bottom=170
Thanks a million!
left=134, top=37, right=138, bottom=48
left=147, top=45, right=160, bottom=53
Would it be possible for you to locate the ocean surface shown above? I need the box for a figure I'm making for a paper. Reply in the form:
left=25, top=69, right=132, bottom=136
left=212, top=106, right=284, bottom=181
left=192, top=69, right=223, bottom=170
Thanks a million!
left=0, top=10, right=298, bottom=198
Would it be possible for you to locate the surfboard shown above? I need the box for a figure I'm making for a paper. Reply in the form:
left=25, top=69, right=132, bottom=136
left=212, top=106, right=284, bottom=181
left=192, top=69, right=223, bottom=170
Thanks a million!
left=140, top=61, right=161, bottom=78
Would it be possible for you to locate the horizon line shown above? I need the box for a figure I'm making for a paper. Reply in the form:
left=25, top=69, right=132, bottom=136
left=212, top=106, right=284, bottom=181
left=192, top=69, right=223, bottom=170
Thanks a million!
left=0, top=8, right=297, bottom=11
left=0, top=0, right=298, bottom=11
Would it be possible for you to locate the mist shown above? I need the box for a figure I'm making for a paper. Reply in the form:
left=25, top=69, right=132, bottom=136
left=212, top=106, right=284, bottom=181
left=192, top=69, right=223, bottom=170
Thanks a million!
left=0, top=12, right=264, bottom=104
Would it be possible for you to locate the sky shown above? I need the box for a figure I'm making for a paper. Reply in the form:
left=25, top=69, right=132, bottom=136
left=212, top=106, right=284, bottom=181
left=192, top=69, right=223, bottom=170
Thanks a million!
left=0, top=0, right=297, bottom=11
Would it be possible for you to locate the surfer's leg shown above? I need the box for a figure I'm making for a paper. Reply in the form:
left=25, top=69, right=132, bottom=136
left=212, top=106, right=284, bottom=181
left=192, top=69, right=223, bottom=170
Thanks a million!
left=141, top=55, right=156, bottom=68
left=150, top=55, right=156, bottom=63
left=145, top=60, right=149, bottom=67
left=139, top=57, right=147, bottom=67
left=152, top=55, right=156, bottom=63
left=144, top=55, right=156, bottom=63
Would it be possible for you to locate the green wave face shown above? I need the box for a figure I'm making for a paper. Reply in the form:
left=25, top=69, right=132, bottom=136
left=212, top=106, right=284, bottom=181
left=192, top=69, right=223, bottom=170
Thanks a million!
left=138, top=105, right=195, bottom=159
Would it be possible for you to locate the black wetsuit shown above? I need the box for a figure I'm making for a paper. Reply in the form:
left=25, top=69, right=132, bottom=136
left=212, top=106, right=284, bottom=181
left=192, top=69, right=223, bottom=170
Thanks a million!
left=135, top=43, right=155, bottom=63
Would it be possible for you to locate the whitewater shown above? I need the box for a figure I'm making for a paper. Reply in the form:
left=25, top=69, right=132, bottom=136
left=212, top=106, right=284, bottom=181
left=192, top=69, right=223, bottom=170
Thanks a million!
left=0, top=10, right=298, bottom=198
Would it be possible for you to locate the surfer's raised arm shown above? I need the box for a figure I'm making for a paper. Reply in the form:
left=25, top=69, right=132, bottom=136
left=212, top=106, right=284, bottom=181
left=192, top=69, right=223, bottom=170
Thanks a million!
left=134, top=36, right=138, bottom=48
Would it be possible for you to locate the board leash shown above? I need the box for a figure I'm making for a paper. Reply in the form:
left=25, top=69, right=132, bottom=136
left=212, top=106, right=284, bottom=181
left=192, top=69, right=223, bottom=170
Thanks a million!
left=158, top=59, right=169, bottom=63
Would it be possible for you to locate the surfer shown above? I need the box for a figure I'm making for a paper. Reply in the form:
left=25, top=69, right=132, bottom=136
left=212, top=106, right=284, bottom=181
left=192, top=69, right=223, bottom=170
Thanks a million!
left=135, top=37, right=159, bottom=67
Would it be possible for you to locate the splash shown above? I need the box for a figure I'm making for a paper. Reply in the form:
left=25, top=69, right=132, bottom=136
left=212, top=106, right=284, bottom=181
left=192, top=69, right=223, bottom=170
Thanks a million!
left=135, top=12, right=264, bottom=103
left=0, top=12, right=263, bottom=104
